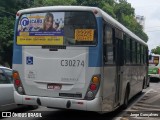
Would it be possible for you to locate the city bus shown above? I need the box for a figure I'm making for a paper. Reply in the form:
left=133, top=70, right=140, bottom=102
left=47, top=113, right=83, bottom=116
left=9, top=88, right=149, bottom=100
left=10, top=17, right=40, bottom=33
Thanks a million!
left=149, top=54, right=160, bottom=80
left=12, top=6, right=148, bottom=113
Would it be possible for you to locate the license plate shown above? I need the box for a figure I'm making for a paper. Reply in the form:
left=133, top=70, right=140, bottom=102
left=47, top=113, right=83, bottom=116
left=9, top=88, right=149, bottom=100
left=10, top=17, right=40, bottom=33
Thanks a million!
left=47, top=84, right=61, bottom=90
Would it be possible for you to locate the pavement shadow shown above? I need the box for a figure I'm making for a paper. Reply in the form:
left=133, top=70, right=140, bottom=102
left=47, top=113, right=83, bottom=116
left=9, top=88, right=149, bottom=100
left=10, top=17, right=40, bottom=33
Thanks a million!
left=150, top=78, right=160, bottom=83
left=35, top=92, right=145, bottom=120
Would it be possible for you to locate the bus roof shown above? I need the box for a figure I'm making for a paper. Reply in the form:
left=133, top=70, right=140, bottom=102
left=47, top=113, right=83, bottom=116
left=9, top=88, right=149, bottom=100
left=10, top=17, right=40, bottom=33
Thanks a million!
left=17, top=6, right=147, bottom=46
left=17, top=6, right=98, bottom=14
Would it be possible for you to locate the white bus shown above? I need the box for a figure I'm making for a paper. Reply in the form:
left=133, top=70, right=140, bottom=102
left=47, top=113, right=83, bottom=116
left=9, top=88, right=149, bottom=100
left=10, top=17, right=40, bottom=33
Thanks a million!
left=149, top=54, right=160, bottom=80
left=12, top=6, right=148, bottom=112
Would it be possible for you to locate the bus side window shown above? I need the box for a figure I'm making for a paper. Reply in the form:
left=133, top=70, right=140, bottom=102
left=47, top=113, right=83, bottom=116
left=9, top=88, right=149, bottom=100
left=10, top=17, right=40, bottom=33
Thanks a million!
left=125, top=36, right=131, bottom=64
left=103, top=24, right=114, bottom=65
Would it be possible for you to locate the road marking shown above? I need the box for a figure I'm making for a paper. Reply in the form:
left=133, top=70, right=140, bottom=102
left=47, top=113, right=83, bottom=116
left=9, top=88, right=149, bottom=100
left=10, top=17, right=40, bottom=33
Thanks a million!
left=114, top=89, right=160, bottom=120
left=132, top=106, right=160, bottom=111
left=144, top=94, right=160, bottom=103
left=136, top=103, right=160, bottom=109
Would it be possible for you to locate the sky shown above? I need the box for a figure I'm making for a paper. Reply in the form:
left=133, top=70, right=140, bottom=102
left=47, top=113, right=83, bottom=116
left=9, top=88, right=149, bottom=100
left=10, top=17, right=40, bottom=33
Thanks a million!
left=127, top=0, right=160, bottom=50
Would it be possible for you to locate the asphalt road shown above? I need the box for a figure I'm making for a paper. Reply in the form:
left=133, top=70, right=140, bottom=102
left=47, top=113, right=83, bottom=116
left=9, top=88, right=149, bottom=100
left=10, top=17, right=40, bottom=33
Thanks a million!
left=116, top=79, right=160, bottom=120
left=1, top=80, right=160, bottom=120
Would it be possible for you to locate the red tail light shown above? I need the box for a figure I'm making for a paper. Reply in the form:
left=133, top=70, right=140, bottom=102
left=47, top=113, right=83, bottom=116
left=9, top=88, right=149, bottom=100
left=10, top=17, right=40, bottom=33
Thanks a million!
left=13, top=70, right=25, bottom=95
left=85, top=75, right=101, bottom=100
left=15, top=79, right=21, bottom=86
left=90, top=84, right=97, bottom=91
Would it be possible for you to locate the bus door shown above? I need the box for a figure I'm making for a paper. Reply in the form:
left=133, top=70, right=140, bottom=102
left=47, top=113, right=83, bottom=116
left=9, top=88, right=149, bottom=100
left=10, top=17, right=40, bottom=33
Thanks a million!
left=103, top=25, right=123, bottom=109
left=103, top=25, right=117, bottom=110
left=114, top=38, right=123, bottom=107
left=114, top=29, right=124, bottom=107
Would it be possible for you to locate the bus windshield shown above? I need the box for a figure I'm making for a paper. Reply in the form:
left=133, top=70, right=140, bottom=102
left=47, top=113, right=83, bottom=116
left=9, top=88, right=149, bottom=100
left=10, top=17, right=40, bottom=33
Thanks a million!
left=17, top=11, right=97, bottom=46
left=149, top=55, right=160, bottom=66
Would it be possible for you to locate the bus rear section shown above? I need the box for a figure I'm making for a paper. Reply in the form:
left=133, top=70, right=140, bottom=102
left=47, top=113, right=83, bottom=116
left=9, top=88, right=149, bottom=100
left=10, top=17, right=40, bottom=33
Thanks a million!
left=149, top=54, right=160, bottom=80
left=13, top=8, right=103, bottom=111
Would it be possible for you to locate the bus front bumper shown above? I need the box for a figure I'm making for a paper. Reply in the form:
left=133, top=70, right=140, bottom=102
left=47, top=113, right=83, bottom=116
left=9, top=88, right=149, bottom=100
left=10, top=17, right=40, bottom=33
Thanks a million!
left=14, top=91, right=102, bottom=112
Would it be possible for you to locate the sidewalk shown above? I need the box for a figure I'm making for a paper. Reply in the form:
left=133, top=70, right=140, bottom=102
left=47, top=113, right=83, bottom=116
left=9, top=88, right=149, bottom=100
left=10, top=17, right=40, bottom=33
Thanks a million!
left=119, top=89, right=160, bottom=120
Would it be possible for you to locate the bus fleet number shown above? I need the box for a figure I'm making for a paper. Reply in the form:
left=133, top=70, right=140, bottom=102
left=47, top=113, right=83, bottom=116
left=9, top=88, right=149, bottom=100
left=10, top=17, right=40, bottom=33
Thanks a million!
left=61, top=60, right=85, bottom=67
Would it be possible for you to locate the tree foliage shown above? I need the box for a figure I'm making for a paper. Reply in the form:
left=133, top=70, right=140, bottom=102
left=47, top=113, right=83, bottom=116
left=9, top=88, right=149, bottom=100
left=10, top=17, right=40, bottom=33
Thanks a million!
left=0, top=0, right=31, bottom=67
left=32, top=0, right=76, bottom=7
left=151, top=46, right=160, bottom=55
left=114, top=0, right=148, bottom=42
left=114, top=0, right=134, bottom=21
left=0, top=0, right=149, bottom=67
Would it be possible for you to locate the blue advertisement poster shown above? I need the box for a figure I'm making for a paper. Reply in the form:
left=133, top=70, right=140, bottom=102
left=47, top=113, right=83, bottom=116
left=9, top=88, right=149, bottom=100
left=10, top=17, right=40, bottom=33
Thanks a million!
left=17, top=12, right=64, bottom=45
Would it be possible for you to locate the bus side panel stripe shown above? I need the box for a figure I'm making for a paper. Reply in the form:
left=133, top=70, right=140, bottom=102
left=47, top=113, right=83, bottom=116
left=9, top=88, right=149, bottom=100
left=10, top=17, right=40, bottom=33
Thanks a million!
left=89, top=17, right=102, bottom=67
left=13, top=20, right=22, bottom=64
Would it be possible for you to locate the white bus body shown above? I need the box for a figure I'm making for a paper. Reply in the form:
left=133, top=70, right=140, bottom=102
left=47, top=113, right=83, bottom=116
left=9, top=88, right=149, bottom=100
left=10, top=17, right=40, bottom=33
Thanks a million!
left=149, top=54, right=160, bottom=79
left=12, top=6, right=148, bottom=113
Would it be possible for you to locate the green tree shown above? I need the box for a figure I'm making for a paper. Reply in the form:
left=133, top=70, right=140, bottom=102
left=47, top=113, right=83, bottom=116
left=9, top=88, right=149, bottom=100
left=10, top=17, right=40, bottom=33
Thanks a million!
left=0, top=0, right=149, bottom=67
left=0, top=15, right=14, bottom=67
left=0, top=0, right=31, bottom=67
left=75, top=0, right=116, bottom=17
left=114, top=0, right=134, bottom=22
left=114, top=0, right=148, bottom=42
left=151, top=46, right=160, bottom=55
left=33, top=0, right=76, bottom=7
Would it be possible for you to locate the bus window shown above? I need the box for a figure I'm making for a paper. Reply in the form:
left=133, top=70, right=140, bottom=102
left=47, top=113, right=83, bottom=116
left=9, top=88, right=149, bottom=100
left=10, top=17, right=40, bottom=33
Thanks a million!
left=125, top=36, right=131, bottom=64
left=149, top=55, right=159, bottom=66
left=17, top=11, right=97, bottom=46
left=103, top=25, right=115, bottom=64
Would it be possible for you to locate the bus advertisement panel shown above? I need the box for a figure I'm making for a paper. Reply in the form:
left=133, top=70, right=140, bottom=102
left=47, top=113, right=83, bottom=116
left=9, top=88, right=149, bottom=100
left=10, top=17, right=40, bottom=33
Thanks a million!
left=17, top=12, right=64, bottom=45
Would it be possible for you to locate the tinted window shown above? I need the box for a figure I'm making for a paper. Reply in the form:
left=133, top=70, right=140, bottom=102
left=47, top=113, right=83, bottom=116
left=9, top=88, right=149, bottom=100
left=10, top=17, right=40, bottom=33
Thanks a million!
left=3, top=69, right=13, bottom=82
left=104, top=25, right=115, bottom=65
left=0, top=69, right=10, bottom=84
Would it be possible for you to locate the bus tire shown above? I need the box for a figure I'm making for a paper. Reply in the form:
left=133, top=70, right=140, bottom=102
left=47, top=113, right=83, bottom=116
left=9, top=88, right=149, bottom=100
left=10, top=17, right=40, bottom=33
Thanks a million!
left=147, top=82, right=150, bottom=87
left=122, top=86, right=129, bottom=109
left=147, top=77, right=150, bottom=87
left=142, top=78, right=145, bottom=89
